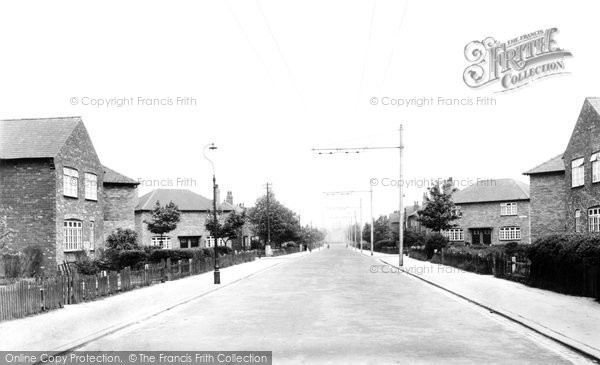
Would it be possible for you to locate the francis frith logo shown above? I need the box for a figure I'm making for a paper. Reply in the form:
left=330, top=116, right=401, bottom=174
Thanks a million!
left=463, top=28, right=572, bottom=92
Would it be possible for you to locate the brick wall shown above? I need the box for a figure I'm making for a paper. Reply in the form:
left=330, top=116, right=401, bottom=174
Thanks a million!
left=455, top=200, right=531, bottom=245
left=528, top=172, right=566, bottom=241
left=563, top=99, right=600, bottom=232
left=0, top=158, right=57, bottom=273
left=55, top=122, right=104, bottom=263
left=103, top=184, right=138, bottom=238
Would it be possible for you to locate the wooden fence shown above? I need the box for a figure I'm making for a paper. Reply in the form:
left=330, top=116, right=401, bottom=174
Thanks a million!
left=0, top=251, right=257, bottom=322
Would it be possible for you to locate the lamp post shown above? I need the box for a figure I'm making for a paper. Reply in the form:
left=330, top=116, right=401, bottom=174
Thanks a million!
left=203, top=143, right=220, bottom=285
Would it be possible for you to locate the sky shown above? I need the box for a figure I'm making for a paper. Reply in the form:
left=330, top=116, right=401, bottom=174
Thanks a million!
left=0, top=0, right=598, bottom=238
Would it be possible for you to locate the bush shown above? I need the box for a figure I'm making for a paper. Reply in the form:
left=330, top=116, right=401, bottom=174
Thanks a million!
left=425, top=233, right=448, bottom=259
left=404, top=230, right=426, bottom=248
left=106, top=228, right=140, bottom=251
left=117, top=250, right=149, bottom=269
left=148, top=249, right=202, bottom=263
left=527, top=233, right=600, bottom=298
left=73, top=252, right=102, bottom=275
left=373, top=240, right=395, bottom=252
left=1, top=245, right=45, bottom=278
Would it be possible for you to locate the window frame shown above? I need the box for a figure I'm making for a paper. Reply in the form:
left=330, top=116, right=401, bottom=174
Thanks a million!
left=588, top=207, right=600, bottom=233
left=63, top=167, right=79, bottom=198
left=152, top=236, right=172, bottom=249
left=500, top=202, right=518, bottom=216
left=444, top=228, right=464, bottom=242
left=63, top=220, right=83, bottom=252
left=592, top=152, right=600, bottom=183
left=499, top=227, right=522, bottom=241
left=84, top=173, right=98, bottom=201
left=572, top=157, right=585, bottom=188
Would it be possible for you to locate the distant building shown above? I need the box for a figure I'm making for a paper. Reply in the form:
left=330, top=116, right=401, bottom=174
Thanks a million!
left=450, top=179, right=531, bottom=245
left=134, top=189, right=251, bottom=250
left=525, top=97, right=600, bottom=241
left=0, top=117, right=138, bottom=273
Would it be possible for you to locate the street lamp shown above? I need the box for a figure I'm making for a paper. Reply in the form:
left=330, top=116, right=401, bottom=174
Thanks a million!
left=203, top=143, right=220, bottom=285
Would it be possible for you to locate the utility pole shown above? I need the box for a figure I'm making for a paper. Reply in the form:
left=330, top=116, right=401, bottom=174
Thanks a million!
left=313, top=130, right=404, bottom=263
left=266, top=183, right=271, bottom=245
left=359, top=198, right=363, bottom=253
left=399, top=124, right=404, bottom=267
left=370, top=185, right=374, bottom=256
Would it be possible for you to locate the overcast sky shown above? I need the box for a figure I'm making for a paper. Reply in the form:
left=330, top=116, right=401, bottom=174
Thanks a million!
left=0, top=1, right=598, bottom=236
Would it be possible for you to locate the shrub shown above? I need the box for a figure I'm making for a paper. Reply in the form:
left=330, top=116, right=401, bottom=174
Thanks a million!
left=73, top=252, right=102, bottom=275
left=117, top=250, right=149, bottom=269
left=106, top=228, right=140, bottom=251
left=404, top=230, right=426, bottom=248
left=425, top=233, right=448, bottom=259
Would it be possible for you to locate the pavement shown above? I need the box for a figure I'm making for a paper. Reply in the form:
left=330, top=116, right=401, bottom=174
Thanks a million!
left=0, top=250, right=313, bottom=352
left=74, top=244, right=590, bottom=364
left=354, top=247, right=600, bottom=361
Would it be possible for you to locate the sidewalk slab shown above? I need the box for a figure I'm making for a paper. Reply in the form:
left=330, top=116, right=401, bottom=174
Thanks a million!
left=358, top=249, right=600, bottom=360
left=0, top=251, right=314, bottom=351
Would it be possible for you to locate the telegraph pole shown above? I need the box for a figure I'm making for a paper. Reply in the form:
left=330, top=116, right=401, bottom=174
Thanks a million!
left=370, top=185, right=374, bottom=256
left=399, top=124, right=404, bottom=267
left=265, top=183, right=272, bottom=256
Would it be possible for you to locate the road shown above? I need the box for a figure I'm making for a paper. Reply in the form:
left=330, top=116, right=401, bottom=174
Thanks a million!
left=79, top=244, right=591, bottom=364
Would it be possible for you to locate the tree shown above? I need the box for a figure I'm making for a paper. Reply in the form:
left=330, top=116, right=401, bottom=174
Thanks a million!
left=247, top=191, right=301, bottom=246
left=418, top=179, right=461, bottom=232
left=299, top=225, right=326, bottom=248
left=144, top=201, right=181, bottom=246
left=205, top=210, right=247, bottom=247
left=106, top=228, right=140, bottom=251
left=0, top=209, right=14, bottom=253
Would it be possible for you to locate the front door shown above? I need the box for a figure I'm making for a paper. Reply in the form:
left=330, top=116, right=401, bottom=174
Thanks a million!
left=471, top=229, right=492, bottom=245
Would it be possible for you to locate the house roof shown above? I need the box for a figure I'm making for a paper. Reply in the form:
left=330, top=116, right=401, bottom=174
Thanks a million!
left=523, top=154, right=565, bottom=175
left=0, top=117, right=81, bottom=159
left=453, top=178, right=530, bottom=204
left=103, top=166, right=139, bottom=185
left=135, top=189, right=235, bottom=212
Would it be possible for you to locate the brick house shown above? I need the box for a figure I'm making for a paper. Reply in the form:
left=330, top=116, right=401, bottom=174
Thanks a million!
left=448, top=179, right=531, bottom=245
left=525, top=97, right=600, bottom=240
left=135, top=189, right=251, bottom=250
left=0, top=117, right=138, bottom=273
left=523, top=155, right=565, bottom=240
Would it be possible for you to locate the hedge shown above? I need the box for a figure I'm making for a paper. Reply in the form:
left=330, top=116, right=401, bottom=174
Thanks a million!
left=527, top=233, right=600, bottom=298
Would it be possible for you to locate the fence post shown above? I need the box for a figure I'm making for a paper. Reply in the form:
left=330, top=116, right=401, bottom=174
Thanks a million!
left=166, top=259, right=172, bottom=281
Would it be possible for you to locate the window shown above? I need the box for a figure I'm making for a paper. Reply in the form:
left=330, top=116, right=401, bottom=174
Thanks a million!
left=63, top=220, right=83, bottom=251
left=89, top=221, right=95, bottom=251
left=206, top=236, right=225, bottom=247
left=500, top=202, right=517, bottom=216
left=63, top=167, right=79, bottom=197
left=575, top=210, right=582, bottom=233
left=179, top=236, right=200, bottom=249
left=499, top=227, right=521, bottom=240
left=589, top=208, right=600, bottom=232
left=152, top=236, right=172, bottom=249
left=592, top=153, right=600, bottom=183
left=443, top=229, right=464, bottom=242
left=243, top=236, right=249, bottom=248
left=572, top=158, right=585, bottom=187
left=84, top=173, right=97, bottom=200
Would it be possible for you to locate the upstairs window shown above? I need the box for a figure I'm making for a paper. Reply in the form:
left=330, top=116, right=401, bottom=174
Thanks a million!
left=589, top=208, right=600, bottom=233
left=84, top=173, right=98, bottom=201
left=572, top=158, right=585, bottom=187
left=500, top=202, right=517, bottom=216
left=592, top=153, right=600, bottom=183
left=63, top=167, right=78, bottom=198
